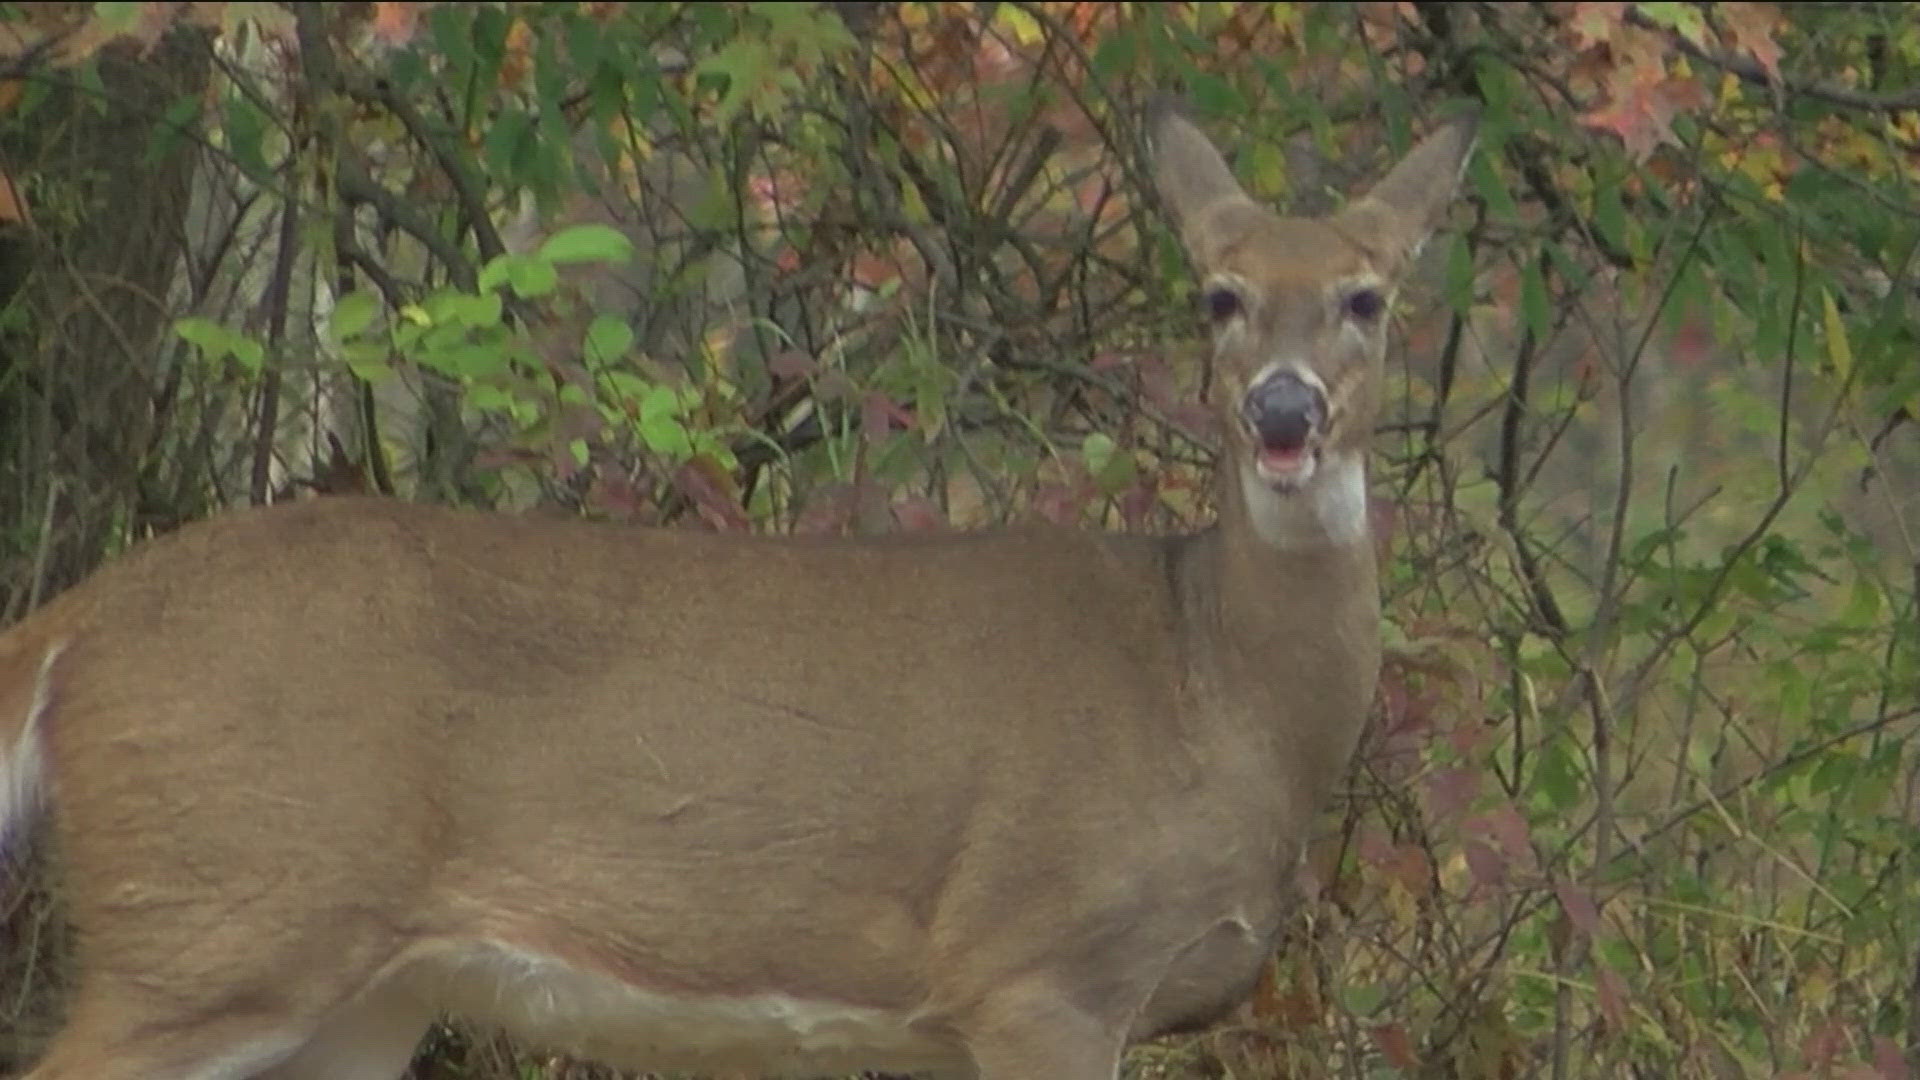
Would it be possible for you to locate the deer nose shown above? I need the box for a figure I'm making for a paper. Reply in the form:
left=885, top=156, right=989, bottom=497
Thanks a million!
left=1241, top=371, right=1327, bottom=451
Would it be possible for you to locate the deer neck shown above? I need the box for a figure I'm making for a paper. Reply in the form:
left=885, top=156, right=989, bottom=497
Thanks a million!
left=1174, top=447, right=1381, bottom=817
left=1227, top=448, right=1371, bottom=553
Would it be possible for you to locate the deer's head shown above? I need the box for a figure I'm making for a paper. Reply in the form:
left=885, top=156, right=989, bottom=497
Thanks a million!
left=1150, top=106, right=1476, bottom=529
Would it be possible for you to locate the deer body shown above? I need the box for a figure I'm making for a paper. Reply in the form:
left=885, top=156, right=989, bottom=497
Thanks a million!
left=0, top=107, right=1471, bottom=1079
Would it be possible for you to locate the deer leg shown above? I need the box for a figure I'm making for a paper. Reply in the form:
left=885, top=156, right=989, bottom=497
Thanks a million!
left=255, top=982, right=432, bottom=1080
left=19, top=987, right=309, bottom=1080
left=958, top=986, right=1127, bottom=1080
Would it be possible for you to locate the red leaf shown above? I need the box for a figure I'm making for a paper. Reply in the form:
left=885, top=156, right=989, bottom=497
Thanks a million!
left=1595, top=966, right=1629, bottom=1032
left=1134, top=355, right=1178, bottom=408
left=1464, top=838, right=1506, bottom=889
left=1484, top=800, right=1536, bottom=868
left=1368, top=495, right=1399, bottom=551
left=1119, top=478, right=1159, bottom=527
left=1386, top=843, right=1431, bottom=894
left=795, top=481, right=859, bottom=536
left=861, top=392, right=914, bottom=443
left=1801, top=1018, right=1847, bottom=1066
left=1423, top=765, right=1480, bottom=820
left=673, top=458, right=750, bottom=532
left=1874, top=1036, right=1908, bottom=1080
left=1357, top=826, right=1395, bottom=868
left=891, top=494, right=947, bottom=533
left=1167, top=403, right=1217, bottom=440
left=1032, top=479, right=1094, bottom=526
left=1371, top=1022, right=1420, bottom=1069
left=1584, top=69, right=1711, bottom=162
left=1554, top=880, right=1601, bottom=936
left=767, top=350, right=817, bottom=380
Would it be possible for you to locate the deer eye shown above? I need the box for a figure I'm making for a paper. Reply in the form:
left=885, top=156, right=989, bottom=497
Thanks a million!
left=1203, top=285, right=1244, bottom=323
left=1342, top=286, right=1385, bottom=322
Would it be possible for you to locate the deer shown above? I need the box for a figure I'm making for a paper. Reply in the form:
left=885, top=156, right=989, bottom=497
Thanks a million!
left=0, top=104, right=1474, bottom=1080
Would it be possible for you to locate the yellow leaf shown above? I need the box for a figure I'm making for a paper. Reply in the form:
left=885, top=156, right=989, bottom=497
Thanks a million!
left=1821, top=288, right=1851, bottom=378
left=994, top=5, right=1043, bottom=47
left=1245, top=142, right=1287, bottom=198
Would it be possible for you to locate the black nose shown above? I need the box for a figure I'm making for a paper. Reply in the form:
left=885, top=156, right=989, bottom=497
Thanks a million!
left=1241, top=372, right=1327, bottom=451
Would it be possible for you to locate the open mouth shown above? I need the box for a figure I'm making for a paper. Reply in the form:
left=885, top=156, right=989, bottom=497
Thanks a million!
left=1252, top=433, right=1319, bottom=488
left=1241, top=370, right=1327, bottom=490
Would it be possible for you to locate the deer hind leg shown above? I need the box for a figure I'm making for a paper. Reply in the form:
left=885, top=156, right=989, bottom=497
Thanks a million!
left=21, top=981, right=430, bottom=1080
left=19, top=987, right=312, bottom=1080
left=255, top=982, right=432, bottom=1080
left=957, top=984, right=1127, bottom=1080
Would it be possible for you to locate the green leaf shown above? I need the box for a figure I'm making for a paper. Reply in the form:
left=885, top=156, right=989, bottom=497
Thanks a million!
left=478, top=254, right=514, bottom=294
left=584, top=316, right=635, bottom=367
left=507, top=257, right=560, bottom=299
left=639, top=384, right=683, bottom=426
left=1593, top=174, right=1628, bottom=254
left=341, top=340, right=392, bottom=382
left=1638, top=1, right=1707, bottom=44
left=150, top=93, right=201, bottom=164
left=221, top=90, right=272, bottom=184
left=437, top=292, right=502, bottom=328
left=483, top=108, right=536, bottom=180
left=1445, top=234, right=1475, bottom=314
left=1469, top=150, right=1518, bottom=223
left=1531, top=738, right=1583, bottom=812
left=1821, top=288, right=1852, bottom=378
left=1840, top=578, right=1884, bottom=628
left=231, top=337, right=265, bottom=374
left=174, top=317, right=264, bottom=374
left=637, top=385, right=694, bottom=458
left=1520, top=259, right=1551, bottom=343
left=1082, top=432, right=1118, bottom=476
left=539, top=224, right=635, bottom=266
left=697, top=37, right=776, bottom=128
left=174, top=316, right=231, bottom=355
left=330, top=292, right=380, bottom=340
left=1187, top=72, right=1242, bottom=118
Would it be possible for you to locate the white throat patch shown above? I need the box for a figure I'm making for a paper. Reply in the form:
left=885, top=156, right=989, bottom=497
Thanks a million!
left=1239, top=450, right=1368, bottom=549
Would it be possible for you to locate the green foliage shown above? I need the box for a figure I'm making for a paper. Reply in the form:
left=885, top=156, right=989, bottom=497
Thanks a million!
left=173, top=316, right=264, bottom=374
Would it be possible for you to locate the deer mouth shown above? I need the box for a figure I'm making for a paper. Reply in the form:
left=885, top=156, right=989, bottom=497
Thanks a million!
left=1254, top=438, right=1318, bottom=487
left=1241, top=371, right=1327, bottom=490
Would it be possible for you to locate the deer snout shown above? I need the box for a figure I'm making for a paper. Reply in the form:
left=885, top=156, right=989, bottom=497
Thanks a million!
left=1242, top=371, right=1326, bottom=450
left=1241, top=370, right=1328, bottom=488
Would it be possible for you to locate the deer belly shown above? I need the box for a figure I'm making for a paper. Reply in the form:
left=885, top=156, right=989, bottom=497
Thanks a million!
left=403, top=940, right=968, bottom=1077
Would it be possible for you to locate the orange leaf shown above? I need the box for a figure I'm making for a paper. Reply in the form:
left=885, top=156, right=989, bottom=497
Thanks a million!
left=0, top=170, right=28, bottom=226
left=1720, top=2, right=1784, bottom=84
left=1371, top=1022, right=1420, bottom=1069
left=371, top=1, right=421, bottom=47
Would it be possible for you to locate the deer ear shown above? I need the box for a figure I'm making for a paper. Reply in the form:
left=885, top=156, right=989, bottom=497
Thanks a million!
left=1147, top=100, right=1260, bottom=259
left=1341, top=115, right=1479, bottom=266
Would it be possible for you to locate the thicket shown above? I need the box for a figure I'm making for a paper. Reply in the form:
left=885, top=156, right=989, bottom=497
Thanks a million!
left=0, top=3, right=1916, bottom=1077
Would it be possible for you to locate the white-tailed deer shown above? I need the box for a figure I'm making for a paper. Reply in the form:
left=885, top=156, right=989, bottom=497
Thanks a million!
left=0, top=105, right=1473, bottom=1079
